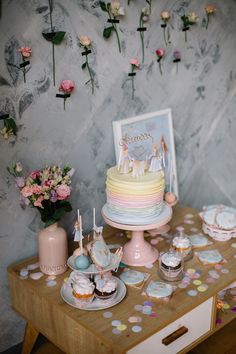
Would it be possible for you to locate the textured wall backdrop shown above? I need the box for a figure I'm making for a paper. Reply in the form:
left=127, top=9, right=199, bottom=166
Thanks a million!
left=0, top=0, right=236, bottom=350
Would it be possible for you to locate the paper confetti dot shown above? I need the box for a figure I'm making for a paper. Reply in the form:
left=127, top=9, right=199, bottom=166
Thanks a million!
left=187, top=290, right=198, bottom=297
left=132, top=326, right=142, bottom=333
left=193, top=280, right=202, bottom=286
left=144, top=263, right=154, bottom=269
left=192, top=273, right=201, bottom=279
left=185, top=213, right=194, bottom=219
left=150, top=239, right=159, bottom=245
left=231, top=306, right=236, bottom=312
left=206, top=277, right=216, bottom=284
left=184, top=220, right=195, bottom=225
left=150, top=312, right=157, bottom=317
left=197, top=284, right=208, bottom=292
left=112, top=320, right=121, bottom=327
left=19, top=268, right=29, bottom=277
left=128, top=316, right=142, bottom=323
left=30, top=272, right=44, bottom=280
left=231, top=243, right=236, bottom=248
left=214, top=264, right=223, bottom=270
left=190, top=228, right=199, bottom=232
left=144, top=301, right=153, bottom=306
left=112, top=328, right=121, bottom=335
left=216, top=318, right=222, bottom=325
left=117, top=324, right=127, bottom=331
left=46, top=280, right=57, bottom=287
left=27, top=262, right=39, bottom=271
left=103, top=311, right=113, bottom=318
left=221, top=268, right=229, bottom=274
left=46, top=275, right=56, bottom=281
left=178, top=283, right=188, bottom=289
left=222, top=303, right=230, bottom=310
left=143, top=308, right=152, bottom=315
left=186, top=268, right=196, bottom=274
left=134, top=305, right=143, bottom=311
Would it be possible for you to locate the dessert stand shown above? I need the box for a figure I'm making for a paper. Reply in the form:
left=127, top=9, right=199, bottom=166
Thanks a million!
left=102, top=203, right=173, bottom=266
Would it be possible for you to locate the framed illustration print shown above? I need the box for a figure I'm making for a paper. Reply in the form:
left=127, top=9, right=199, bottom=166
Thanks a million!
left=112, top=108, right=178, bottom=197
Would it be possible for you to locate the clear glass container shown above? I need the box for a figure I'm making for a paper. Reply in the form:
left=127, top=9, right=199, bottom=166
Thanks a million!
left=172, top=230, right=193, bottom=261
left=159, top=250, right=184, bottom=282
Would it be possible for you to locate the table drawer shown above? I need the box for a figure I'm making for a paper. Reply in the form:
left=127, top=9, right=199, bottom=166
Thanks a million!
left=127, top=297, right=213, bottom=354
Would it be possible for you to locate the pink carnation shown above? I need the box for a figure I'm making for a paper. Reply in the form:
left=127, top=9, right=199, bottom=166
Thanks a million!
left=34, top=195, right=44, bottom=208
left=18, top=46, right=32, bottom=58
left=56, top=184, right=71, bottom=200
left=59, top=80, right=75, bottom=94
left=32, top=185, right=42, bottom=194
left=21, top=186, right=33, bottom=197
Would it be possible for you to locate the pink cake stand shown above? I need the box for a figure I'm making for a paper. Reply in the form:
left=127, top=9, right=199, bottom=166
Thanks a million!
left=102, top=203, right=173, bottom=266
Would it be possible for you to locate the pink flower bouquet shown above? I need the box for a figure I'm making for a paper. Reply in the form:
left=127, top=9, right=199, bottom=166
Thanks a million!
left=8, top=163, right=74, bottom=227
left=56, top=80, right=75, bottom=110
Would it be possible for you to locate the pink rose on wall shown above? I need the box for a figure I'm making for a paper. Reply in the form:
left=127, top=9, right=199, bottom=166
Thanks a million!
left=56, top=80, right=75, bottom=110
left=18, top=46, right=32, bottom=58
left=122, top=58, right=139, bottom=100
left=56, top=184, right=71, bottom=200
left=205, top=4, right=216, bottom=29
left=8, top=46, right=32, bottom=83
left=156, top=48, right=165, bottom=75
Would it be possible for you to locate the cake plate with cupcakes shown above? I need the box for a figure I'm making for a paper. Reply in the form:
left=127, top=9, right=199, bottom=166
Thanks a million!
left=61, top=210, right=126, bottom=311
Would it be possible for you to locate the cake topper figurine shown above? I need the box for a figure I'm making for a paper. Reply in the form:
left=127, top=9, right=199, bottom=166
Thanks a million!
left=160, top=136, right=168, bottom=168
left=118, top=144, right=131, bottom=174
left=148, top=144, right=163, bottom=172
left=92, top=208, right=103, bottom=240
left=130, top=158, right=147, bottom=177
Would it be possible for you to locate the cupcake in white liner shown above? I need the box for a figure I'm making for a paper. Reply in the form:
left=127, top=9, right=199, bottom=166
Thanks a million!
left=94, top=274, right=117, bottom=300
left=71, top=273, right=95, bottom=303
left=159, top=250, right=183, bottom=281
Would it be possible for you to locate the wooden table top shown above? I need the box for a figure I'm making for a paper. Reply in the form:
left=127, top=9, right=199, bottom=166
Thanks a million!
left=7, top=205, right=236, bottom=354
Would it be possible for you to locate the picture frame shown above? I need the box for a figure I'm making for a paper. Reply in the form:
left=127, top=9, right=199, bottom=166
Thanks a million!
left=112, top=108, right=178, bottom=197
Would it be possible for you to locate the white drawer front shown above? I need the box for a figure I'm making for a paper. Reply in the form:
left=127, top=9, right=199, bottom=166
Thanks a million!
left=127, top=297, right=213, bottom=354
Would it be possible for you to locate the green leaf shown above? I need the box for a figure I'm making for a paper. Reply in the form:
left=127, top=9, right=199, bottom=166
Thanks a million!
left=4, top=118, right=17, bottom=135
left=42, top=31, right=66, bottom=45
left=103, top=26, right=114, bottom=38
left=81, top=62, right=87, bottom=69
left=99, top=1, right=107, bottom=11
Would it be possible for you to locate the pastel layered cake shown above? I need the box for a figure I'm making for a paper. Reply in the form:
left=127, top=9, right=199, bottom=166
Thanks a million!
left=103, top=166, right=165, bottom=225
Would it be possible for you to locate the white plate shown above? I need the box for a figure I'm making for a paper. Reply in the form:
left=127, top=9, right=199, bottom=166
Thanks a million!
left=67, top=253, right=120, bottom=274
left=61, top=277, right=126, bottom=310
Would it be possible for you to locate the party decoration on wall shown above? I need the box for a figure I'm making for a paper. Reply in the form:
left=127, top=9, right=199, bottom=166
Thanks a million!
left=56, top=80, right=75, bottom=110
left=173, top=50, right=181, bottom=73
left=7, top=46, right=32, bottom=84
left=160, top=11, right=171, bottom=46
left=99, top=1, right=125, bottom=53
left=204, top=5, right=216, bottom=29
left=0, top=113, right=17, bottom=140
left=122, top=58, right=139, bottom=100
left=137, top=7, right=149, bottom=63
left=146, top=0, right=152, bottom=14
left=156, top=48, right=165, bottom=75
left=7, top=163, right=74, bottom=226
left=42, top=0, right=66, bottom=86
left=80, top=36, right=95, bottom=94
left=181, top=12, right=199, bottom=42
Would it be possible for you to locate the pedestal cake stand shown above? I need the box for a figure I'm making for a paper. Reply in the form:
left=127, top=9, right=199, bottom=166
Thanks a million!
left=102, top=203, right=173, bottom=266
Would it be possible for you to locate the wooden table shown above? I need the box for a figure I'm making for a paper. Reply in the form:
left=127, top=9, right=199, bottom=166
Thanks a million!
left=7, top=206, right=236, bottom=354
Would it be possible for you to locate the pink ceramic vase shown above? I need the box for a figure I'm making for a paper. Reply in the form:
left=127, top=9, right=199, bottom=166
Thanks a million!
left=38, top=222, right=68, bottom=275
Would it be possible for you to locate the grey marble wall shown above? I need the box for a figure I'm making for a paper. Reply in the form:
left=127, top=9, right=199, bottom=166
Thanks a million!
left=0, top=0, right=236, bottom=350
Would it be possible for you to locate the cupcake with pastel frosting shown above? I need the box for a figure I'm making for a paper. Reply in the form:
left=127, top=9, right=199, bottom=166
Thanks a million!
left=71, top=273, right=95, bottom=303
left=94, top=274, right=117, bottom=300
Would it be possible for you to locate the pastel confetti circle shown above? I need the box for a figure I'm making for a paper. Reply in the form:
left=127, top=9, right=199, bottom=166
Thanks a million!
left=46, top=280, right=57, bottom=287
left=184, top=220, right=194, bottom=225
left=178, top=283, right=188, bottom=289
left=112, top=320, right=121, bottom=327
left=144, top=301, right=153, bottom=306
left=117, top=324, right=127, bottom=331
left=103, top=311, right=113, bottom=318
left=231, top=243, right=236, bottom=248
left=132, top=325, right=142, bottom=333
left=134, top=305, right=143, bottom=311
left=193, top=280, right=202, bottom=286
left=150, top=239, right=158, bottom=245
left=197, top=284, right=208, bottom=292
left=19, top=268, right=29, bottom=277
left=143, top=308, right=152, bottom=315
left=186, top=268, right=196, bottom=274
left=222, top=303, right=230, bottom=310
left=128, top=316, right=142, bottom=323
left=221, top=268, right=229, bottom=274
left=46, top=275, right=56, bottom=281
left=206, top=277, right=216, bottom=284
left=112, top=328, right=121, bottom=335
left=192, top=273, right=201, bottom=279
left=150, top=312, right=157, bottom=317
left=187, top=290, right=198, bottom=297
left=185, top=213, right=194, bottom=219
left=144, top=263, right=154, bottom=269
left=214, top=264, right=223, bottom=270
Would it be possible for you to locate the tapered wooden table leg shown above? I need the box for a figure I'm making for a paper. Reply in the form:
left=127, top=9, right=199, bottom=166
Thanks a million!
left=21, top=322, right=40, bottom=354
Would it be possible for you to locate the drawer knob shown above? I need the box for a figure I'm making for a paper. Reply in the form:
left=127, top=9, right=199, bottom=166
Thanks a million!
left=162, top=326, right=188, bottom=346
